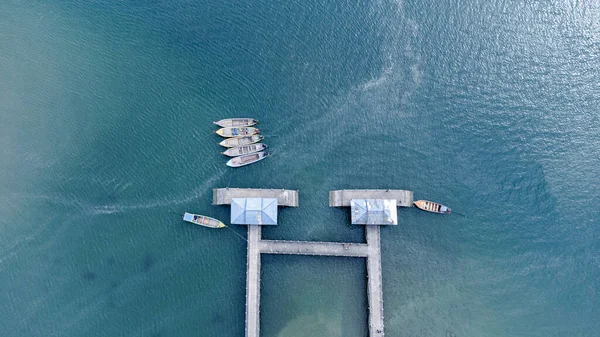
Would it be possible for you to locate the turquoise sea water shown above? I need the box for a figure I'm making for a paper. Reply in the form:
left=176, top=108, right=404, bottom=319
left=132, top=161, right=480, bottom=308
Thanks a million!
left=2, top=1, right=599, bottom=336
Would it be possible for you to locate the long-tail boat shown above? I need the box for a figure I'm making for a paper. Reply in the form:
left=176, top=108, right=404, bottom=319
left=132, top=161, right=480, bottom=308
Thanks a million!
left=182, top=212, right=226, bottom=228
left=226, top=151, right=270, bottom=167
left=216, top=127, right=260, bottom=138
left=222, top=143, right=268, bottom=157
left=213, top=118, right=258, bottom=128
left=413, top=200, right=451, bottom=214
left=219, top=135, right=263, bottom=148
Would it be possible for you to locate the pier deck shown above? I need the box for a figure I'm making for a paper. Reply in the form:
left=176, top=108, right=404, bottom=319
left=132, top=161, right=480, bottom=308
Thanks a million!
left=245, top=226, right=385, bottom=337
left=259, top=240, right=369, bottom=257
left=329, top=189, right=414, bottom=207
left=245, top=225, right=262, bottom=337
left=213, top=188, right=299, bottom=207
left=366, top=226, right=384, bottom=336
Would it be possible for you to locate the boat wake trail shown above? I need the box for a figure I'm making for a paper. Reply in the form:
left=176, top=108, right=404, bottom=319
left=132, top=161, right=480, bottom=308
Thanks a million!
left=8, top=171, right=226, bottom=216
left=87, top=171, right=225, bottom=215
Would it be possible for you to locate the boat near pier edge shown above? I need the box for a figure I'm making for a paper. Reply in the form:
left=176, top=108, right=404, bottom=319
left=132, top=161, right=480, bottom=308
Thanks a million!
left=226, top=151, right=270, bottom=167
left=413, top=200, right=452, bottom=214
left=213, top=118, right=258, bottom=128
left=216, top=127, right=260, bottom=138
left=222, top=143, right=268, bottom=157
left=219, top=135, right=264, bottom=148
left=182, top=212, right=226, bottom=228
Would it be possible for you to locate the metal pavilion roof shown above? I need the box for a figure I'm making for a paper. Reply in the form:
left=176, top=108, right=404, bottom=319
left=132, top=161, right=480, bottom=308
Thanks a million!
left=231, top=198, right=278, bottom=225
left=350, top=199, right=398, bottom=225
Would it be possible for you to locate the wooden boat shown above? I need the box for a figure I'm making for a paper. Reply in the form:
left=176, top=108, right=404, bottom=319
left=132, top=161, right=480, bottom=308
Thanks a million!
left=182, top=212, right=226, bottom=228
left=213, top=118, right=258, bottom=128
left=226, top=151, right=270, bottom=167
left=414, top=200, right=451, bottom=214
left=216, top=127, right=260, bottom=138
left=219, top=135, right=263, bottom=148
left=222, top=143, right=268, bottom=157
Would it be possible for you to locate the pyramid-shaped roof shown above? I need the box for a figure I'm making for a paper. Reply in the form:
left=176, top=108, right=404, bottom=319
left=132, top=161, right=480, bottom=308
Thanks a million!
left=350, top=199, right=397, bottom=225
left=231, top=198, right=278, bottom=225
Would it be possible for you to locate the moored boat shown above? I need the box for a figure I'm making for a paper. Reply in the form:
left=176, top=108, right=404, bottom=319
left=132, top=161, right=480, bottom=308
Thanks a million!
left=222, top=143, right=268, bottom=157
left=219, top=135, right=263, bottom=148
left=213, top=118, right=258, bottom=128
left=413, top=200, right=451, bottom=214
left=216, top=127, right=260, bottom=138
left=182, top=212, right=226, bottom=228
left=226, top=151, right=270, bottom=167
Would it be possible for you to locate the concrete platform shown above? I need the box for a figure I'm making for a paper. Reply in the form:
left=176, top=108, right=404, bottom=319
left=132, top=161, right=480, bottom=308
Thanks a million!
left=213, top=188, right=299, bottom=207
left=329, top=189, right=414, bottom=207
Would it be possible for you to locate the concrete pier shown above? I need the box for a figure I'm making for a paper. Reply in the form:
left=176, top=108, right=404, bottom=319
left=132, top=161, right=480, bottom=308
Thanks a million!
left=259, top=240, right=369, bottom=257
left=244, top=226, right=385, bottom=337
left=245, top=225, right=262, bottom=337
left=366, top=226, right=385, bottom=336
left=213, top=188, right=299, bottom=207
left=329, top=189, right=414, bottom=207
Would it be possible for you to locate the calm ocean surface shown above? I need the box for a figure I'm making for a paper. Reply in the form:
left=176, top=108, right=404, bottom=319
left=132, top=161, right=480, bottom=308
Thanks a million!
left=1, top=1, right=599, bottom=336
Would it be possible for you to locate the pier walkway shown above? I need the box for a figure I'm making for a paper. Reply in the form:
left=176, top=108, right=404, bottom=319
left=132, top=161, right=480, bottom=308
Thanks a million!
left=245, top=225, right=262, bottom=337
left=245, top=225, right=385, bottom=337
left=366, top=226, right=384, bottom=336
left=259, top=240, right=369, bottom=257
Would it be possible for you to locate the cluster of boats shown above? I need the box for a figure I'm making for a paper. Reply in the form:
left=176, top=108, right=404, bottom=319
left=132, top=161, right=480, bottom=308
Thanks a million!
left=214, top=118, right=270, bottom=167
left=181, top=118, right=450, bottom=229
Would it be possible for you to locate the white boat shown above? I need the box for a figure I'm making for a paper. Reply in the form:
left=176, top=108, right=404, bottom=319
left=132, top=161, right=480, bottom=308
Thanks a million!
left=226, top=151, right=270, bottom=167
left=213, top=118, right=258, bottom=128
left=219, top=135, right=263, bottom=148
left=222, top=143, right=268, bottom=157
left=216, top=127, right=260, bottom=138
left=182, top=212, right=226, bottom=228
left=413, top=200, right=451, bottom=214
